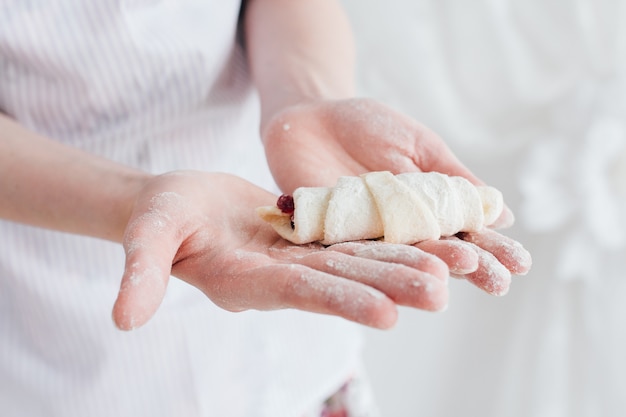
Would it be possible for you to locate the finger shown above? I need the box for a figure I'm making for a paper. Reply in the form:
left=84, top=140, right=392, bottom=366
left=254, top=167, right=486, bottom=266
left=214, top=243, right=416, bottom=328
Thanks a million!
left=210, top=263, right=400, bottom=329
left=328, top=241, right=449, bottom=280
left=113, top=253, right=170, bottom=331
left=447, top=237, right=512, bottom=295
left=462, top=248, right=512, bottom=296
left=458, top=229, right=532, bottom=275
left=490, top=205, right=516, bottom=229
left=414, top=238, right=479, bottom=276
left=296, top=251, right=449, bottom=312
left=408, top=130, right=522, bottom=228
left=411, top=130, right=483, bottom=184
left=112, top=201, right=183, bottom=330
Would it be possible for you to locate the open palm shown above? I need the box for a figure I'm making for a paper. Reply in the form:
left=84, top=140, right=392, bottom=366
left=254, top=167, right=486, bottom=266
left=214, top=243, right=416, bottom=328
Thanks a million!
left=112, top=171, right=449, bottom=330
left=262, top=98, right=532, bottom=294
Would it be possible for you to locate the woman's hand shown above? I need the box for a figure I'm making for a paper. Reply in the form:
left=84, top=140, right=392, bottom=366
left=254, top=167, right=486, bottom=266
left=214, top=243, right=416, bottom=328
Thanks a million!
left=112, top=171, right=450, bottom=330
left=262, top=98, right=532, bottom=294
left=263, top=98, right=481, bottom=193
left=415, top=230, right=532, bottom=296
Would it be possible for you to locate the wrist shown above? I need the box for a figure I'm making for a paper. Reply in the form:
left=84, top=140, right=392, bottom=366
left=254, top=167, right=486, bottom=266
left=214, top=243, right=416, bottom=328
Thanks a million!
left=258, top=75, right=355, bottom=134
left=244, top=0, right=357, bottom=133
left=103, top=170, right=153, bottom=243
left=0, top=113, right=154, bottom=243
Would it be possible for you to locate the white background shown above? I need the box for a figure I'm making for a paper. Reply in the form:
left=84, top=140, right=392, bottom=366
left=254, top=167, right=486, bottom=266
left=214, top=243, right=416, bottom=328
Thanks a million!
left=341, top=1, right=626, bottom=416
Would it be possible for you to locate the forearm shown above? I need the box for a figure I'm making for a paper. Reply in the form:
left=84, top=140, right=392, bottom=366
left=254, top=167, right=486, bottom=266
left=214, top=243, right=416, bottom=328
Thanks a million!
left=0, top=114, right=151, bottom=242
left=243, top=0, right=356, bottom=132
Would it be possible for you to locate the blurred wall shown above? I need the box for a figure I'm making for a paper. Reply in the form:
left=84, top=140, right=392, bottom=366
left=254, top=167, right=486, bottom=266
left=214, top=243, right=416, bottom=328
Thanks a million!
left=340, top=1, right=626, bottom=416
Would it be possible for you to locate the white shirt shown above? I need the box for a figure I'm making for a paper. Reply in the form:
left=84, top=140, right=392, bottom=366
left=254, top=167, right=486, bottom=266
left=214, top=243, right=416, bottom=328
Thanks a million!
left=0, top=2, right=362, bottom=416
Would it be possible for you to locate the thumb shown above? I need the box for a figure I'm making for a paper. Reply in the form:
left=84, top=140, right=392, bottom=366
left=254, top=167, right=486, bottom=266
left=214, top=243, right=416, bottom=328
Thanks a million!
left=112, top=251, right=170, bottom=331
left=411, top=134, right=519, bottom=228
left=419, top=145, right=483, bottom=185
left=429, top=151, right=516, bottom=229
left=112, top=205, right=182, bottom=331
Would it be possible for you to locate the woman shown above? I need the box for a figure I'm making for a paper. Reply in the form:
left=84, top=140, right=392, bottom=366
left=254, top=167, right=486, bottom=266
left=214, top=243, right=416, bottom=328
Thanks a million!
left=0, top=1, right=528, bottom=415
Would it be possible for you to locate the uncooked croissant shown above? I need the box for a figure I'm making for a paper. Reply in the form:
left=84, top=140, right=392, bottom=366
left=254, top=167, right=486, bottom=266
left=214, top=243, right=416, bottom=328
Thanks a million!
left=257, top=171, right=503, bottom=245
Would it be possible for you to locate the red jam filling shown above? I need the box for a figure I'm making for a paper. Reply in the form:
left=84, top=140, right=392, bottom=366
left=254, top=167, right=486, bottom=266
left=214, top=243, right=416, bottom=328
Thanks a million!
left=276, top=194, right=295, bottom=214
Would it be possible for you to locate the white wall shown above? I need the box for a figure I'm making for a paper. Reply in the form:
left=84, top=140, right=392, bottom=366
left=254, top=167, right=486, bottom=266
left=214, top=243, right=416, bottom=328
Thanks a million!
left=341, top=1, right=626, bottom=416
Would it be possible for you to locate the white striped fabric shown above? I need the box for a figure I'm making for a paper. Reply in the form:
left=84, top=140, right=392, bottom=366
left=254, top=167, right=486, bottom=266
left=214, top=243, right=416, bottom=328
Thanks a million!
left=0, top=2, right=363, bottom=416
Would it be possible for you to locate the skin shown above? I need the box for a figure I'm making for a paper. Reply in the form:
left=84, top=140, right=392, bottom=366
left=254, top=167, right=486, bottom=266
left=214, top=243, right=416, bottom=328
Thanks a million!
left=259, top=98, right=531, bottom=290
left=245, top=1, right=530, bottom=291
left=0, top=0, right=530, bottom=331
left=0, top=116, right=449, bottom=330
left=114, top=171, right=450, bottom=330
